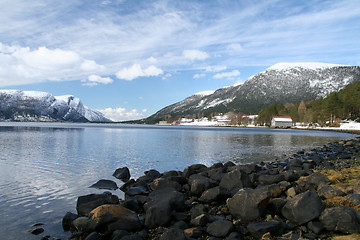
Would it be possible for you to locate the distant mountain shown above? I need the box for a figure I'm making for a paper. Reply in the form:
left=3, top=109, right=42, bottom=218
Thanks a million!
left=0, top=90, right=111, bottom=122
left=146, top=62, right=360, bottom=123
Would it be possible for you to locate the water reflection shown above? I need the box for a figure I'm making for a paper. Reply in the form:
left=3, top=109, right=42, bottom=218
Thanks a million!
left=0, top=123, right=355, bottom=240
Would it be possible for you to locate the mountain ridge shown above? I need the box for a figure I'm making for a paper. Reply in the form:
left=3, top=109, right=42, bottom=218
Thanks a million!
left=145, top=62, right=360, bottom=123
left=0, top=90, right=111, bottom=122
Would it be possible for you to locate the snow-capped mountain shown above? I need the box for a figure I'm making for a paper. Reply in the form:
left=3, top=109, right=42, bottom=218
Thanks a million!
left=146, top=62, right=360, bottom=123
left=0, top=90, right=111, bottom=122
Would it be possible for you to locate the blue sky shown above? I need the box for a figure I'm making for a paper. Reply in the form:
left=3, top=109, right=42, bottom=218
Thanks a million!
left=0, top=0, right=359, bottom=121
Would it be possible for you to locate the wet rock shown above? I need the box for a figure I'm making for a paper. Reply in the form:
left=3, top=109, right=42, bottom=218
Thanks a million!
left=90, top=179, right=118, bottom=190
left=72, top=216, right=96, bottom=232
left=125, top=186, right=149, bottom=196
left=120, top=179, right=136, bottom=192
left=247, top=220, right=285, bottom=238
left=28, top=227, right=44, bottom=235
left=319, top=206, right=360, bottom=234
left=123, top=197, right=143, bottom=213
left=76, top=192, right=119, bottom=216
left=113, top=167, right=131, bottom=182
left=281, top=191, right=323, bottom=225
left=144, top=169, right=161, bottom=181
left=183, top=164, right=207, bottom=178
left=62, top=212, right=78, bottom=231
left=90, top=204, right=142, bottom=232
left=219, top=169, right=252, bottom=195
left=227, top=188, right=270, bottom=221
left=159, top=228, right=186, bottom=240
left=206, top=219, right=233, bottom=237
left=207, top=167, right=226, bottom=182
left=283, top=171, right=300, bottom=182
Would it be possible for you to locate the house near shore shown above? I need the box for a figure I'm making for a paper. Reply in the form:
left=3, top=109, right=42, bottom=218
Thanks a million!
left=271, top=116, right=293, bottom=128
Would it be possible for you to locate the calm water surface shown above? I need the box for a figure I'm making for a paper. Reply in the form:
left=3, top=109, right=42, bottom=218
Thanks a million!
left=0, top=122, right=356, bottom=239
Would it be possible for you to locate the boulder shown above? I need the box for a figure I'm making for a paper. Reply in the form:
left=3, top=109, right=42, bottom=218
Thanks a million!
left=219, top=169, right=252, bottom=195
left=113, top=167, right=131, bottom=182
left=189, top=174, right=215, bottom=196
left=190, top=213, right=208, bottom=227
left=120, top=179, right=136, bottom=192
left=144, top=187, right=185, bottom=228
left=206, top=219, right=233, bottom=237
left=319, top=206, right=360, bottom=234
left=72, top=216, right=96, bottom=232
left=258, top=174, right=285, bottom=185
left=207, top=167, right=226, bottom=182
left=150, top=178, right=182, bottom=191
left=90, top=204, right=142, bottom=232
left=90, top=179, right=118, bottom=190
left=317, top=185, right=345, bottom=199
left=281, top=191, right=323, bottom=225
left=110, top=230, right=130, bottom=240
left=125, top=186, right=149, bottom=196
left=76, top=192, right=119, bottom=216
left=298, top=172, right=331, bottom=191
left=159, top=228, right=186, bottom=240
left=247, top=220, right=286, bottom=238
left=267, top=198, right=287, bottom=215
left=345, top=194, right=360, bottom=205
left=84, top=232, right=102, bottom=240
left=199, top=186, right=228, bottom=203
left=62, top=212, right=78, bottom=231
left=183, top=164, right=207, bottom=178
left=227, top=188, right=270, bottom=221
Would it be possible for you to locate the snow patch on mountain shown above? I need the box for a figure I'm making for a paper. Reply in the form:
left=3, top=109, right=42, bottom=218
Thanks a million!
left=194, top=90, right=215, bottom=96
left=268, top=62, right=348, bottom=71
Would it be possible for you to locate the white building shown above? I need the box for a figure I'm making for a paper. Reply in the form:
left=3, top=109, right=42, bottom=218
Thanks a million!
left=271, top=116, right=293, bottom=128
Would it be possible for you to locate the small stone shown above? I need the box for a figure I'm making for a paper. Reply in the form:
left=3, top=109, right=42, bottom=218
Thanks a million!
left=28, top=227, right=44, bottom=235
left=113, top=167, right=131, bottom=182
left=190, top=213, right=208, bottom=226
left=207, top=219, right=233, bottom=237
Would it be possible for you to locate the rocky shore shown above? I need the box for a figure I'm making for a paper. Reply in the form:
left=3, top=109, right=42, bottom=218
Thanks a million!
left=34, top=137, right=360, bottom=240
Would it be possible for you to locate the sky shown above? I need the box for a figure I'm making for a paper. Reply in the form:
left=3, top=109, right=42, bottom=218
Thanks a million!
left=0, top=0, right=359, bottom=121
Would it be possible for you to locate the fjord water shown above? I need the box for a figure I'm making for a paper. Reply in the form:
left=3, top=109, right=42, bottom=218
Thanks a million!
left=0, top=122, right=355, bottom=239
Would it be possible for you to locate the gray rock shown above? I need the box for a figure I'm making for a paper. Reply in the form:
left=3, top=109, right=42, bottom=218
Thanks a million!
left=113, top=167, right=131, bottom=182
left=110, top=230, right=130, bottom=240
left=120, top=179, right=135, bottom=192
left=150, top=178, right=182, bottom=191
left=345, top=194, right=360, bottom=205
left=159, top=228, right=186, bottom=240
left=281, top=191, right=323, bottom=225
left=227, top=188, right=270, bottom=221
left=247, top=221, right=285, bottom=238
left=206, top=219, right=233, bottom=237
left=199, top=186, right=228, bottom=203
left=84, top=232, right=102, bottom=240
left=307, top=221, right=324, bottom=234
left=72, top=217, right=96, bottom=232
left=317, top=185, right=345, bottom=199
left=298, top=172, right=331, bottom=191
left=319, top=206, right=360, bottom=234
left=189, top=174, right=215, bottom=196
left=76, top=192, right=119, bottom=216
left=90, top=179, right=118, bottom=190
left=258, top=174, right=285, bottom=185
left=190, top=213, right=208, bottom=227
left=183, top=164, right=207, bottom=178
left=125, top=186, right=149, bottom=196
left=62, top=212, right=78, bottom=231
left=144, top=187, right=185, bottom=228
left=219, top=169, right=252, bottom=195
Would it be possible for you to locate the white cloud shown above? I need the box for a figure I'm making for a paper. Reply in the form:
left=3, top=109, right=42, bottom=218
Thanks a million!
left=227, top=43, right=243, bottom=52
left=182, top=49, right=209, bottom=61
left=98, top=107, right=148, bottom=121
left=205, top=65, right=227, bottom=72
left=213, top=70, right=240, bottom=79
left=0, top=43, right=106, bottom=87
left=82, top=74, right=113, bottom=86
left=193, top=73, right=206, bottom=79
left=116, top=64, right=163, bottom=80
